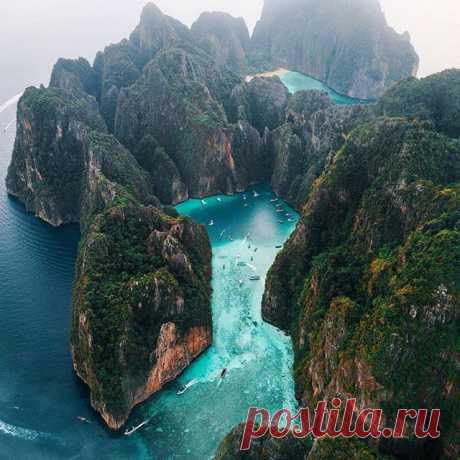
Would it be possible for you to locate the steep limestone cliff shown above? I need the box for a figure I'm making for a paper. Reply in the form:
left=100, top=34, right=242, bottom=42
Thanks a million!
left=191, top=12, right=251, bottom=76
left=229, top=76, right=289, bottom=135
left=7, top=58, right=213, bottom=429
left=72, top=199, right=212, bottom=429
left=268, top=90, right=362, bottom=208
left=113, top=45, right=246, bottom=202
left=250, top=0, right=419, bottom=99
left=262, top=72, right=460, bottom=459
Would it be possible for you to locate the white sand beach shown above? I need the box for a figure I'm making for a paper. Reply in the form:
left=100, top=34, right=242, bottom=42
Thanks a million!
left=245, top=68, right=289, bottom=83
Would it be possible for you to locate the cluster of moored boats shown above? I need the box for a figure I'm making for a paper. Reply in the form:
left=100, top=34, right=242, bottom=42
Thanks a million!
left=202, top=191, right=294, bottom=285
left=273, top=201, right=295, bottom=224
left=204, top=192, right=294, bottom=229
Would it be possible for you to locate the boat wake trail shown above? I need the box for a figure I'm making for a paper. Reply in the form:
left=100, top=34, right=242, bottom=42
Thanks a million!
left=0, top=418, right=51, bottom=441
left=3, top=119, right=15, bottom=132
left=0, top=93, right=22, bottom=115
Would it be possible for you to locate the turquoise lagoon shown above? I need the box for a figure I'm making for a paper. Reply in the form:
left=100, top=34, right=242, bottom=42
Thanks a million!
left=280, top=70, right=371, bottom=105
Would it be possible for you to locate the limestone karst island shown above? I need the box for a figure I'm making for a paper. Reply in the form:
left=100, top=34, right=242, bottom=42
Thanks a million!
left=0, top=0, right=458, bottom=459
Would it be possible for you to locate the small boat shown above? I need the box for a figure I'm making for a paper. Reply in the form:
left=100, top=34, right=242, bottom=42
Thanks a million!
left=201, top=200, right=207, bottom=206
left=275, top=245, right=283, bottom=249
left=124, top=420, right=150, bottom=436
left=253, top=191, right=260, bottom=197
left=177, top=379, right=198, bottom=396
left=249, top=275, right=261, bottom=281
left=208, top=220, right=214, bottom=226
left=243, top=194, right=247, bottom=201
left=253, top=321, right=258, bottom=327
left=237, top=261, right=246, bottom=267
left=276, top=209, right=284, bottom=213
left=254, top=248, right=258, bottom=253
left=229, top=236, right=234, bottom=241
left=270, top=198, right=278, bottom=203
left=223, top=265, right=226, bottom=270
left=221, top=368, right=227, bottom=379
left=288, top=218, right=295, bottom=222
left=219, top=230, right=226, bottom=240
left=239, top=279, right=244, bottom=286
left=244, top=203, right=248, bottom=207
left=279, top=220, right=286, bottom=224
left=77, top=416, right=91, bottom=424
left=285, top=213, right=292, bottom=217
left=217, top=197, right=222, bottom=202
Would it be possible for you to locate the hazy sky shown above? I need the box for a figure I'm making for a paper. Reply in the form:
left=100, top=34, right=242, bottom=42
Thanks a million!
left=0, top=0, right=459, bottom=100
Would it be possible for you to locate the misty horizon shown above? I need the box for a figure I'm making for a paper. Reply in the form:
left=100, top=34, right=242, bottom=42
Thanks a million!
left=1, top=0, right=459, bottom=101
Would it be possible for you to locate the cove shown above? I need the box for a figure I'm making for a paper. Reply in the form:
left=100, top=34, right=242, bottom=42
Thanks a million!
left=280, top=70, right=372, bottom=105
left=131, top=186, right=299, bottom=459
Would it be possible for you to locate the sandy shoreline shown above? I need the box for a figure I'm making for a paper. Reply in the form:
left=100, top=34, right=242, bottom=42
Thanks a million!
left=245, top=68, right=289, bottom=83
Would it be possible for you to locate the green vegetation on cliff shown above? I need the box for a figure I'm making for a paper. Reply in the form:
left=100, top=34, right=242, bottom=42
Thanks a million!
left=262, top=71, right=460, bottom=459
left=72, top=197, right=211, bottom=421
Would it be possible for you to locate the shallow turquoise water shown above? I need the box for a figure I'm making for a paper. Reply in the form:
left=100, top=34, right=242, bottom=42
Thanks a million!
left=0, top=98, right=299, bottom=459
left=130, top=189, right=299, bottom=459
left=280, top=71, right=370, bottom=105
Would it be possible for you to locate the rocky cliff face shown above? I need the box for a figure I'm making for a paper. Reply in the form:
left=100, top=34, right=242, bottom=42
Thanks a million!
left=251, top=0, right=419, bottom=99
left=72, top=201, right=212, bottom=429
left=268, top=90, right=362, bottom=208
left=6, top=86, right=106, bottom=226
left=191, top=12, right=251, bottom=76
left=229, top=76, right=289, bottom=135
left=113, top=45, right=247, bottom=202
left=6, top=15, right=214, bottom=427
left=262, top=72, right=460, bottom=459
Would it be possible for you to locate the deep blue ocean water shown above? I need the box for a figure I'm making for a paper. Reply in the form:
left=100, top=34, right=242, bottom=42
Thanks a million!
left=0, top=97, right=299, bottom=459
left=280, top=71, right=371, bottom=105
left=0, top=99, right=143, bottom=459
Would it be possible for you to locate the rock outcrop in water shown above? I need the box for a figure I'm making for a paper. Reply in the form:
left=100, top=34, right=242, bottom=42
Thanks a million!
left=72, top=200, right=212, bottom=429
left=261, top=71, right=460, bottom=459
left=250, top=0, right=419, bottom=99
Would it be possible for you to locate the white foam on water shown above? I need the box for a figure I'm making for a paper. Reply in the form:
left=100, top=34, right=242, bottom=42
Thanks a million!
left=0, top=93, right=22, bottom=115
left=0, top=418, right=50, bottom=441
